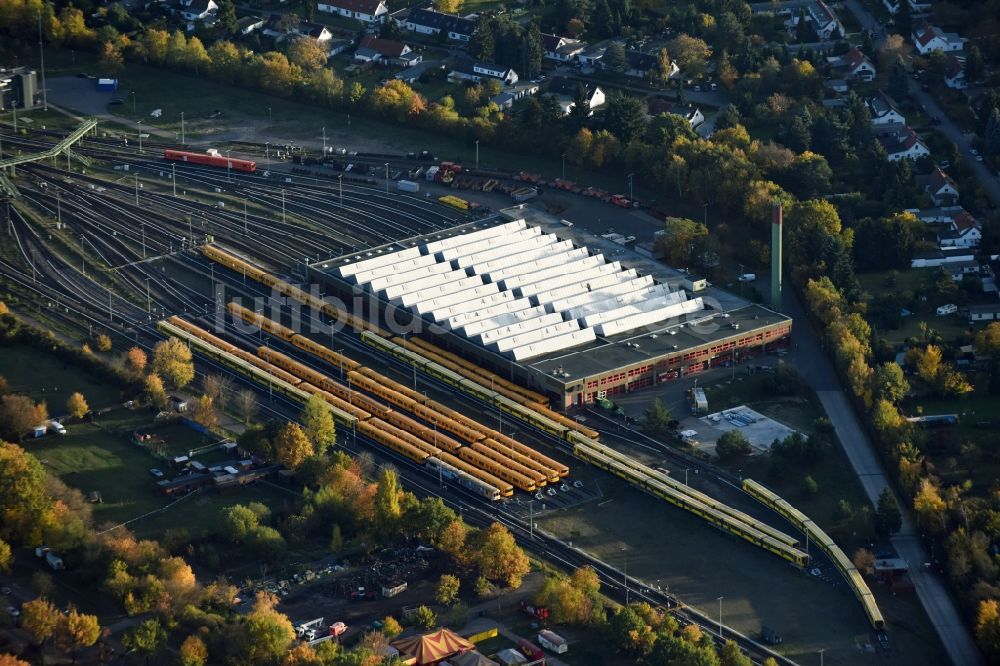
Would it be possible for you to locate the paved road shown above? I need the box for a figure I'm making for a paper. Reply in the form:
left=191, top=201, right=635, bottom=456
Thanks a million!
left=781, top=284, right=983, bottom=666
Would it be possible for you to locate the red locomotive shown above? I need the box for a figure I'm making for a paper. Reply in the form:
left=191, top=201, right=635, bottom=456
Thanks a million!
left=164, top=149, right=256, bottom=173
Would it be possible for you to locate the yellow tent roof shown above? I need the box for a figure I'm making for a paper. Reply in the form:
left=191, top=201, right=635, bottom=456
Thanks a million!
left=392, top=628, right=475, bottom=665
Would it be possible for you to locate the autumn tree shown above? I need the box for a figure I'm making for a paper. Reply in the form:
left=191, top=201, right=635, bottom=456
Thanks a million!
left=412, top=605, right=437, bottom=630
left=667, top=34, right=712, bottom=77
left=654, top=217, right=708, bottom=267
left=434, top=0, right=463, bottom=13
left=66, top=392, right=89, bottom=419
left=0, top=395, right=48, bottom=441
left=913, top=478, right=947, bottom=533
left=286, top=36, right=328, bottom=71
left=976, top=600, right=1000, bottom=660
left=0, top=443, right=54, bottom=546
left=202, top=374, right=232, bottom=411
left=124, top=618, right=166, bottom=665
left=244, top=592, right=296, bottom=663
left=125, top=347, right=147, bottom=375
left=180, top=635, right=209, bottom=666
left=192, top=394, right=218, bottom=431
left=437, top=519, right=468, bottom=562
left=143, top=373, right=169, bottom=410
left=275, top=422, right=314, bottom=469
left=94, top=334, right=113, bottom=352
left=55, top=607, right=101, bottom=659
left=99, top=41, right=124, bottom=77
left=152, top=337, right=195, bottom=388
left=473, top=523, right=530, bottom=588
left=852, top=548, right=876, bottom=576
left=381, top=615, right=403, bottom=639
left=976, top=322, right=1000, bottom=357
left=536, top=566, right=602, bottom=625
left=20, top=599, right=61, bottom=645
left=0, top=655, right=31, bottom=666
left=301, top=393, right=336, bottom=454
left=0, top=539, right=11, bottom=572
left=905, top=345, right=942, bottom=383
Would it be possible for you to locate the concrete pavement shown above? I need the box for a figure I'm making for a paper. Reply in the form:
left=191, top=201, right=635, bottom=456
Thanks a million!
left=781, top=283, right=983, bottom=666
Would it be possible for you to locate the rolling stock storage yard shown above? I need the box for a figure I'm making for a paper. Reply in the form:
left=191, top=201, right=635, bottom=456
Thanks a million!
left=0, top=120, right=892, bottom=665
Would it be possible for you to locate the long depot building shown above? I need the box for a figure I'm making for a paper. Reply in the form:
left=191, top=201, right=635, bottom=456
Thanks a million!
left=309, top=209, right=792, bottom=408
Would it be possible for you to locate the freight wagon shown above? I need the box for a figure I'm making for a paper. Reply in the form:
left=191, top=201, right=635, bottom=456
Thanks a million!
left=164, top=149, right=257, bottom=173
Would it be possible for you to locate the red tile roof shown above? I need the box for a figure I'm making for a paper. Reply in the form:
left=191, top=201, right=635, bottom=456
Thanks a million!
left=926, top=167, right=958, bottom=194
left=358, top=35, right=407, bottom=58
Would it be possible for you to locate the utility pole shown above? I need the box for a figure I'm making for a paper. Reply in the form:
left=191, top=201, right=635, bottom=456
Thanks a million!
left=180, top=111, right=185, bottom=145
left=141, top=221, right=146, bottom=258
left=322, top=126, right=326, bottom=154
left=145, top=277, right=151, bottom=312
left=281, top=189, right=285, bottom=223
left=622, top=548, right=629, bottom=605
left=172, top=163, right=176, bottom=197
left=627, top=173, right=634, bottom=201
left=717, top=597, right=724, bottom=637
left=529, top=500, right=534, bottom=539
left=137, top=121, right=142, bottom=154
left=338, top=174, right=343, bottom=204
left=385, top=163, right=389, bottom=194
left=134, top=173, right=139, bottom=206
left=226, top=149, right=231, bottom=182
left=243, top=198, right=248, bottom=235
left=475, top=140, right=479, bottom=169
left=37, top=11, right=47, bottom=110
left=561, top=153, right=566, bottom=180
left=130, top=91, right=136, bottom=117
left=56, top=190, right=61, bottom=227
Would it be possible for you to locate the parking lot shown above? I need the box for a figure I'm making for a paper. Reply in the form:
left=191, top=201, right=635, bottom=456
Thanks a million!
left=504, top=476, right=604, bottom=522
left=695, top=405, right=798, bottom=455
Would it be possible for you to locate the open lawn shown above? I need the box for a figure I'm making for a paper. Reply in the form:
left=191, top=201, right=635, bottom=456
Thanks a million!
left=0, top=344, right=124, bottom=412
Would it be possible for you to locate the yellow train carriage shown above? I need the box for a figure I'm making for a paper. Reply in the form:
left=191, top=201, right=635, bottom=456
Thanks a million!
left=289, top=334, right=362, bottom=372
left=408, top=403, right=484, bottom=444
left=480, top=438, right=559, bottom=483
left=167, top=316, right=239, bottom=354
left=470, top=442, right=547, bottom=488
left=356, top=367, right=427, bottom=405
left=227, top=302, right=296, bottom=340
left=230, top=349, right=305, bottom=387
left=384, top=411, right=464, bottom=454
left=371, top=417, right=442, bottom=458
left=356, top=419, right=432, bottom=464
left=346, top=370, right=417, bottom=411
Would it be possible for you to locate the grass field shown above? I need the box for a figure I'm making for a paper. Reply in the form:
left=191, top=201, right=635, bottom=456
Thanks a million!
left=0, top=344, right=124, bottom=413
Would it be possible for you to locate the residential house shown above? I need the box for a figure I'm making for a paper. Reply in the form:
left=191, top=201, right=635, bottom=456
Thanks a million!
left=577, top=41, right=610, bottom=67
left=924, top=167, right=960, bottom=205
left=806, top=0, right=843, bottom=39
left=912, top=23, right=965, bottom=55
left=882, top=0, right=931, bottom=15
left=968, top=304, right=1000, bottom=322
left=490, top=82, right=540, bottom=109
left=940, top=259, right=980, bottom=282
left=328, top=38, right=353, bottom=56
left=317, top=0, right=389, bottom=24
left=541, top=34, right=586, bottom=62
left=647, top=98, right=705, bottom=128
left=909, top=205, right=966, bottom=224
left=829, top=47, right=876, bottom=80
left=546, top=77, right=605, bottom=116
left=938, top=210, right=981, bottom=248
left=235, top=16, right=265, bottom=35
left=624, top=50, right=679, bottom=80
left=877, top=126, right=930, bottom=161
left=867, top=91, right=905, bottom=126
left=180, top=0, right=217, bottom=22
left=944, top=55, right=966, bottom=89
left=448, top=61, right=518, bottom=85
left=263, top=16, right=333, bottom=43
left=354, top=35, right=421, bottom=66
left=399, top=8, right=475, bottom=42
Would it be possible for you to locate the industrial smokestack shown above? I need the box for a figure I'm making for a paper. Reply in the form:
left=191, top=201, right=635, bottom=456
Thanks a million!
left=771, top=203, right=782, bottom=310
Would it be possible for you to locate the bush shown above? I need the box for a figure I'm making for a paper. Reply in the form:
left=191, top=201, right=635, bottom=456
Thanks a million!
left=715, top=430, right=752, bottom=461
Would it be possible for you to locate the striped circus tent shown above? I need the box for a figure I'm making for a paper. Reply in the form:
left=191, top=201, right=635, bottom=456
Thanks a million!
left=391, top=628, right=475, bottom=665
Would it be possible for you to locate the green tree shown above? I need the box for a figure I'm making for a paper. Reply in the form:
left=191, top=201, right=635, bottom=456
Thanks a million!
left=801, top=475, right=819, bottom=496
left=374, top=467, right=402, bottom=531
left=275, top=422, right=314, bottom=469
left=216, top=0, right=237, bottom=33
left=872, top=362, right=909, bottom=403
left=875, top=487, right=902, bottom=537
left=152, top=337, right=195, bottom=388
left=329, top=523, right=344, bottom=553
left=603, top=42, right=627, bottom=73
left=20, top=599, right=61, bottom=645
left=715, top=430, right=751, bottom=461
left=221, top=504, right=262, bottom=542
left=0, top=443, right=53, bottom=545
left=124, top=618, right=166, bottom=664
left=715, top=104, right=741, bottom=131
left=654, top=217, right=708, bottom=267
left=412, top=605, right=437, bottom=630
left=719, top=639, right=753, bottom=666
left=244, top=592, right=295, bottom=663
left=643, top=398, right=673, bottom=437
left=436, top=574, right=461, bottom=605
left=604, top=93, right=646, bottom=143
left=985, top=108, right=1000, bottom=156
left=302, top=393, right=336, bottom=454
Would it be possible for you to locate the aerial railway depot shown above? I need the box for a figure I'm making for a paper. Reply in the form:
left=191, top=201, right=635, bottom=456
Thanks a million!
left=309, top=214, right=793, bottom=408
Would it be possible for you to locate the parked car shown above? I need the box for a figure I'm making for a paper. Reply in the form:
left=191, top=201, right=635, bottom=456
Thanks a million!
left=149, top=468, right=164, bottom=478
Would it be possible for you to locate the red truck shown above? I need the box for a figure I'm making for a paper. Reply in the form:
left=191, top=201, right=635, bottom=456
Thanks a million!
left=517, top=638, right=545, bottom=663
left=520, top=600, right=549, bottom=623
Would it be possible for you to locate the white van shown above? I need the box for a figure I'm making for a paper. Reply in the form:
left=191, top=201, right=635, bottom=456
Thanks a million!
left=936, top=304, right=958, bottom=316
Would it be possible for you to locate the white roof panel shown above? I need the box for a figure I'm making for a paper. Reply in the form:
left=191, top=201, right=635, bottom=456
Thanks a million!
left=353, top=254, right=438, bottom=287
left=453, top=233, right=557, bottom=268
left=472, top=243, right=582, bottom=279
left=549, top=275, right=656, bottom=312
left=368, top=261, right=454, bottom=293
left=442, top=227, right=542, bottom=261
left=594, top=297, right=705, bottom=336
left=571, top=286, right=683, bottom=321
left=414, top=283, right=501, bottom=316
left=493, top=320, right=581, bottom=352
left=509, top=328, right=597, bottom=361
left=581, top=292, right=688, bottom=328
left=476, top=312, right=566, bottom=345
left=533, top=269, right=639, bottom=305
left=423, top=220, right=525, bottom=254
left=399, top=275, right=484, bottom=308
left=499, top=255, right=606, bottom=291
left=433, top=291, right=521, bottom=326
left=384, top=270, right=463, bottom=302
left=338, top=246, right=419, bottom=278
left=518, top=262, right=621, bottom=298
left=445, top=299, right=541, bottom=332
